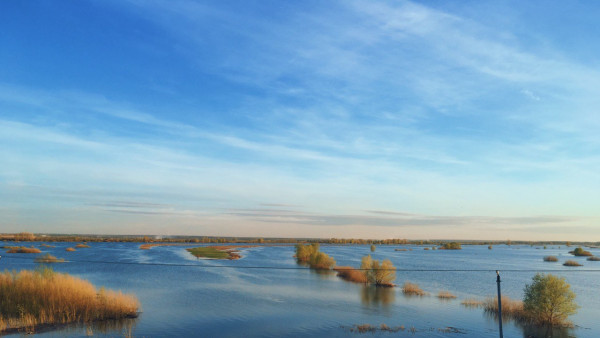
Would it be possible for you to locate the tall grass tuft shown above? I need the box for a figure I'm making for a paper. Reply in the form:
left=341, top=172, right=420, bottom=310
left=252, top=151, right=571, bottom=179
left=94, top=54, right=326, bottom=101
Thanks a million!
left=543, top=256, right=558, bottom=262
left=402, top=282, right=427, bottom=296
left=484, top=296, right=528, bottom=321
left=0, top=268, right=139, bottom=333
left=563, top=260, right=582, bottom=267
left=334, top=266, right=367, bottom=283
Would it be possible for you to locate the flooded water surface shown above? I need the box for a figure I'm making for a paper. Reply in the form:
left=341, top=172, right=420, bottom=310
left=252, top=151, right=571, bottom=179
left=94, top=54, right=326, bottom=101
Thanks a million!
left=2, top=243, right=599, bottom=337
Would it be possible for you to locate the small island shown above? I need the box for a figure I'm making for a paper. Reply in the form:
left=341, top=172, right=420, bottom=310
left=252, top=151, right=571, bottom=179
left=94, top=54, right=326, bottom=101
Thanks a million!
left=187, top=245, right=254, bottom=259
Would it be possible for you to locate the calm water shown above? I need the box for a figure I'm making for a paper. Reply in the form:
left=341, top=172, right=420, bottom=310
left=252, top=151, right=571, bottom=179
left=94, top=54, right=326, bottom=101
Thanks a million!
left=1, top=242, right=599, bottom=337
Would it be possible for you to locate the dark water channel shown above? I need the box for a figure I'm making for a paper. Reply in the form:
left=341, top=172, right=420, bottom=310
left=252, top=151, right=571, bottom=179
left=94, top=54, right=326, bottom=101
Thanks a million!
left=1, top=242, right=598, bottom=337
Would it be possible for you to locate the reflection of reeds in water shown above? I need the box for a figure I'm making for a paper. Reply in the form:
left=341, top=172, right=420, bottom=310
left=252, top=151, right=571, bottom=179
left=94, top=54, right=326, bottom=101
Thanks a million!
left=361, top=285, right=395, bottom=306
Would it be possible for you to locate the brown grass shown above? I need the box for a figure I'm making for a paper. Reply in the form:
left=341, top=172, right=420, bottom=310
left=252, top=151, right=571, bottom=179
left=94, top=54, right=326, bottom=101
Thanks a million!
left=40, top=244, right=55, bottom=248
left=34, top=254, right=65, bottom=263
left=66, top=247, right=76, bottom=252
left=461, top=298, right=483, bottom=307
left=483, top=296, right=529, bottom=322
left=402, top=282, right=427, bottom=296
left=0, top=268, right=138, bottom=333
left=437, top=291, right=457, bottom=299
left=75, top=244, right=90, bottom=248
left=543, top=256, right=558, bottom=262
left=563, top=260, right=582, bottom=267
left=587, top=256, right=600, bottom=261
left=6, top=247, right=41, bottom=254
left=334, top=266, right=367, bottom=283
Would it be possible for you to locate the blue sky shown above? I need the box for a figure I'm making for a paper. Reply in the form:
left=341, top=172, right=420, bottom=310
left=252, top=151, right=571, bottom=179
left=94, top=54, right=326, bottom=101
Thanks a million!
left=1, top=0, right=599, bottom=240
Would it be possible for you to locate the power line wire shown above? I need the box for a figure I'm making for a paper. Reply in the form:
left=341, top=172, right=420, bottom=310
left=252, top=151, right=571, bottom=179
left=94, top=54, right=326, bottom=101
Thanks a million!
left=2, top=255, right=600, bottom=272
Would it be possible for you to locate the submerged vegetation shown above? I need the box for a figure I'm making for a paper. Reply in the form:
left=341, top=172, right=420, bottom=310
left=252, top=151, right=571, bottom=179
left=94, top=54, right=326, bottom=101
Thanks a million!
left=0, top=268, right=138, bottom=333
left=484, top=296, right=527, bottom=321
left=65, top=247, right=76, bottom=252
left=543, top=256, right=558, bottom=262
left=34, top=254, right=65, bottom=263
left=75, top=243, right=90, bottom=248
left=461, top=299, right=483, bottom=307
left=402, top=282, right=427, bottom=296
left=563, top=260, right=582, bottom=267
left=295, top=243, right=336, bottom=270
left=437, top=291, right=457, bottom=299
left=587, top=256, right=600, bottom=261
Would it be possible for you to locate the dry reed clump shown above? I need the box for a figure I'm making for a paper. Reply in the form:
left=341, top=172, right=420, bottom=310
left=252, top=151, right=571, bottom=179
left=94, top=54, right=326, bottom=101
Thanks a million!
left=333, top=266, right=367, bottom=284
left=6, top=246, right=41, bottom=254
left=34, top=254, right=65, bottom=263
left=437, top=291, right=457, bottom=299
left=563, top=260, right=582, bottom=267
left=75, top=244, right=90, bottom=248
left=483, top=296, right=529, bottom=322
left=543, top=256, right=558, bottom=262
left=66, top=247, right=76, bottom=252
left=402, top=282, right=427, bottom=296
left=460, top=298, right=483, bottom=307
left=40, top=244, right=55, bottom=248
left=0, top=268, right=139, bottom=333
left=587, top=256, right=600, bottom=261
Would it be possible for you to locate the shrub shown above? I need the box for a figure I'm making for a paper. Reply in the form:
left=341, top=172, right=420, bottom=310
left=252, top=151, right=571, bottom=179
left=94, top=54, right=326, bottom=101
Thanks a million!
left=370, top=244, right=376, bottom=252
left=66, top=247, right=76, bottom=252
left=488, top=245, right=492, bottom=250
left=587, top=256, right=600, bottom=261
left=523, top=273, right=578, bottom=326
left=75, top=243, right=90, bottom=248
left=563, top=260, right=582, bottom=267
left=360, top=255, right=395, bottom=286
left=570, top=247, right=592, bottom=256
left=543, top=256, right=558, bottom=262
left=295, top=243, right=335, bottom=270
left=402, top=282, right=427, bottom=296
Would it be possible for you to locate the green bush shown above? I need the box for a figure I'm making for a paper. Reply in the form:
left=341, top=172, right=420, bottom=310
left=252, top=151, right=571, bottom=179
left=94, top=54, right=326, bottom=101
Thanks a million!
left=523, top=273, right=578, bottom=326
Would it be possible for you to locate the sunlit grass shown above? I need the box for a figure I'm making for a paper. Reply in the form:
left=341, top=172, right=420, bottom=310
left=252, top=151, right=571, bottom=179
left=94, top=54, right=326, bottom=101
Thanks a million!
left=187, top=247, right=230, bottom=259
left=6, top=246, right=41, bottom=254
left=483, top=296, right=528, bottom=322
left=0, top=268, right=138, bottom=333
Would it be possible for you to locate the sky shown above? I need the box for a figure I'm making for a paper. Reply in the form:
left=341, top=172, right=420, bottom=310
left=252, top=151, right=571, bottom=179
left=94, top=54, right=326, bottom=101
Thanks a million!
left=1, top=0, right=599, bottom=240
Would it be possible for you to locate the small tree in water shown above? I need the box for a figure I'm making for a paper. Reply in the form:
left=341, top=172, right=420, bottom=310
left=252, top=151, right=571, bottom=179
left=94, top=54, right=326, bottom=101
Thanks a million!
left=523, top=273, right=578, bottom=326
left=370, top=244, right=376, bottom=252
left=360, top=255, right=395, bottom=286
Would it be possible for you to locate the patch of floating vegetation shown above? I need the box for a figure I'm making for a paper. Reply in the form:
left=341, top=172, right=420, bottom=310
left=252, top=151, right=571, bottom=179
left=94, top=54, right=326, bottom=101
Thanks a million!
left=0, top=267, right=138, bottom=334
left=34, top=254, right=65, bottom=263
left=40, top=244, right=55, bottom=248
left=587, top=256, right=600, bottom=261
left=563, top=260, right=582, bottom=267
left=65, top=247, right=76, bottom=252
left=75, top=243, right=90, bottom=248
left=6, top=246, right=41, bottom=254
left=544, top=256, right=558, bottom=262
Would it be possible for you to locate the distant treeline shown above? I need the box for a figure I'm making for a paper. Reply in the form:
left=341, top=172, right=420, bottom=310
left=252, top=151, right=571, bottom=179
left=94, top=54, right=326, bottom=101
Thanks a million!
left=1, top=232, right=597, bottom=247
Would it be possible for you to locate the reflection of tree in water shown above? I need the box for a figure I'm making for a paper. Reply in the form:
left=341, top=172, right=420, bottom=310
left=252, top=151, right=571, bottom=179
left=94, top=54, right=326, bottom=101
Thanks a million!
left=361, top=285, right=395, bottom=307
